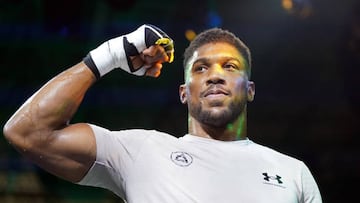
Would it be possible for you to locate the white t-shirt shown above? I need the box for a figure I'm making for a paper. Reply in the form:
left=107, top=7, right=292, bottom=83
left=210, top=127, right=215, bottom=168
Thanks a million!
left=78, top=124, right=322, bottom=203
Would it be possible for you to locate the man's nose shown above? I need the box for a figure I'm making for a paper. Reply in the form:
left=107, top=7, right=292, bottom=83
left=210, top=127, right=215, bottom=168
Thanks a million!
left=206, top=65, right=225, bottom=85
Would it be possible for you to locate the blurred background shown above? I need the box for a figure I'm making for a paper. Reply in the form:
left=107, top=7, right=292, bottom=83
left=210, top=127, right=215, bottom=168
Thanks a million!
left=0, top=0, right=359, bottom=202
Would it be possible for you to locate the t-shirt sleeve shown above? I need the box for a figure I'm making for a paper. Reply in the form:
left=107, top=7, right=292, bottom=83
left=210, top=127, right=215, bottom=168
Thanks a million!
left=77, top=124, right=151, bottom=198
left=300, top=162, right=323, bottom=203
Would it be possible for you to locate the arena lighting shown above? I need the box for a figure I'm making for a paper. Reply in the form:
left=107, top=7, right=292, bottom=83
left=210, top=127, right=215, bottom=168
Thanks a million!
left=185, top=29, right=197, bottom=41
left=184, top=9, right=222, bottom=42
left=281, top=0, right=313, bottom=18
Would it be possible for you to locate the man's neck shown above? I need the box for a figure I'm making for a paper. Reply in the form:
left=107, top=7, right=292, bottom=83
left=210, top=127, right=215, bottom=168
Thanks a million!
left=188, top=114, right=247, bottom=141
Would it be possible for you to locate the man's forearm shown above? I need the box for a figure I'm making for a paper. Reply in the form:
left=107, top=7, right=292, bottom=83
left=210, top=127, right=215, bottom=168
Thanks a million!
left=3, top=62, right=95, bottom=147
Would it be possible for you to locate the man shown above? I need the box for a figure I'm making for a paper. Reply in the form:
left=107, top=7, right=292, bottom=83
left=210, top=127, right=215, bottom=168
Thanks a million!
left=3, top=24, right=322, bottom=202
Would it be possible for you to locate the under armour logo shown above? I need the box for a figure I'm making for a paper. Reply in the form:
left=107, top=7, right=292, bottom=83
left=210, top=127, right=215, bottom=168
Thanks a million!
left=170, top=152, right=193, bottom=167
left=262, top=173, right=283, bottom=184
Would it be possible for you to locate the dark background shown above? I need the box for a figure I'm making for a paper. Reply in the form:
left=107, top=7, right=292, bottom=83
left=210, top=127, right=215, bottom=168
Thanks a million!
left=0, top=0, right=359, bottom=202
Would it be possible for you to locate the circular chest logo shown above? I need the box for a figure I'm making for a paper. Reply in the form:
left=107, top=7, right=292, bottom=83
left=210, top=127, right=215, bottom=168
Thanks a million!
left=170, top=151, right=193, bottom=167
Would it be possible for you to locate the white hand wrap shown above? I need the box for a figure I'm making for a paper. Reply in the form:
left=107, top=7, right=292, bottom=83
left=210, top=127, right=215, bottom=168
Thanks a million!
left=84, top=24, right=174, bottom=79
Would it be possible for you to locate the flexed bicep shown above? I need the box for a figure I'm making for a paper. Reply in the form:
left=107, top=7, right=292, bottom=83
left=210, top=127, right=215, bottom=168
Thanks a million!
left=24, top=123, right=96, bottom=183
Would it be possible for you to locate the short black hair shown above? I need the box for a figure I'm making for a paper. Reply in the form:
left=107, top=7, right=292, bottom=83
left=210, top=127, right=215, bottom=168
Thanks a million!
left=183, top=28, right=252, bottom=78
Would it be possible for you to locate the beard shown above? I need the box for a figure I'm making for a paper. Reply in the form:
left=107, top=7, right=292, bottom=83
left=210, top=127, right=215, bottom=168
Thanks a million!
left=189, top=98, right=246, bottom=128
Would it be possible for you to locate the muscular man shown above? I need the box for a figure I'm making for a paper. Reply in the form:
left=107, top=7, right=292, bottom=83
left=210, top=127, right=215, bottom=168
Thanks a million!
left=3, top=24, right=322, bottom=202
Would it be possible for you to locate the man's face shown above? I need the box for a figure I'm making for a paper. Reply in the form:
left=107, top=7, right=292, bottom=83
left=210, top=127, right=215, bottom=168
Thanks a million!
left=179, top=42, right=255, bottom=127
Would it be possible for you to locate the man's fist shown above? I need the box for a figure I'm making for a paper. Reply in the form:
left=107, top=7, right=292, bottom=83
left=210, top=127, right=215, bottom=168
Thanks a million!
left=84, top=24, right=174, bottom=79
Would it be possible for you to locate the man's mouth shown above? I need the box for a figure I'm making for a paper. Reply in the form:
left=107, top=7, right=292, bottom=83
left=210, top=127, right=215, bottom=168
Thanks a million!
left=202, top=86, right=230, bottom=98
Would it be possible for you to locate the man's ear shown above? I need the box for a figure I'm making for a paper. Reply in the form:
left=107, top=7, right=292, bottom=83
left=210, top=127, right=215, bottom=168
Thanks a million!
left=179, top=84, right=187, bottom=104
left=247, top=81, right=255, bottom=102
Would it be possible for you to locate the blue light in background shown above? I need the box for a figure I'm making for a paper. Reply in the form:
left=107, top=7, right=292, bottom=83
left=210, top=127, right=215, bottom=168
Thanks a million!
left=207, top=10, right=222, bottom=28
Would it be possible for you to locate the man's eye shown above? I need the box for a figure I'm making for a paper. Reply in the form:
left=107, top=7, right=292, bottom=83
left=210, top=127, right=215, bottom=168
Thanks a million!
left=194, top=66, right=207, bottom=72
left=224, top=63, right=238, bottom=71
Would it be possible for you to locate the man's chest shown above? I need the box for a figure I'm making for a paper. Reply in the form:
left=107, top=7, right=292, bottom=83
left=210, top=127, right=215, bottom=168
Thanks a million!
left=125, top=143, right=300, bottom=203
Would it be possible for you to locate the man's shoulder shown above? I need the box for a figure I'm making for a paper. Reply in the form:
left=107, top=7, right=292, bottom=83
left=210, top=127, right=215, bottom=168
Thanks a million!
left=250, top=141, right=304, bottom=166
left=108, top=128, right=178, bottom=145
left=88, top=124, right=177, bottom=145
left=112, top=128, right=175, bottom=138
left=89, top=124, right=173, bottom=137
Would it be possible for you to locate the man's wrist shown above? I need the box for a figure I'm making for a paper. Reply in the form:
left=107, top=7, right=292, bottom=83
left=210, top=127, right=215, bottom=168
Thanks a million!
left=83, top=54, right=100, bottom=80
